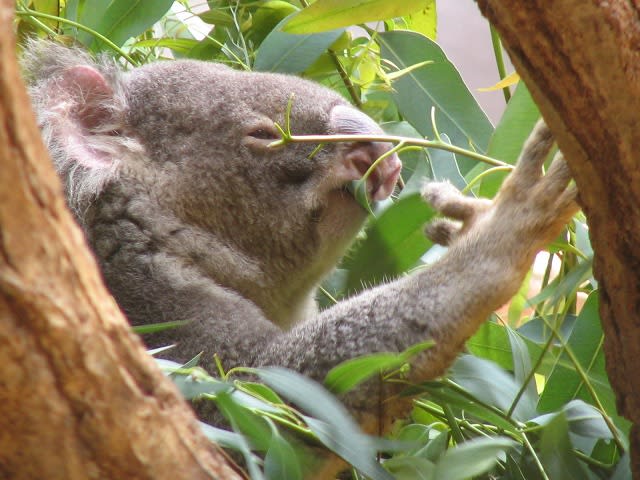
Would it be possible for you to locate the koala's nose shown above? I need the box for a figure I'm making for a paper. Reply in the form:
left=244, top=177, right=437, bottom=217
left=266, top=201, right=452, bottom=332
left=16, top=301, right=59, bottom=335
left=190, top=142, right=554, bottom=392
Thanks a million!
left=329, top=105, right=402, bottom=201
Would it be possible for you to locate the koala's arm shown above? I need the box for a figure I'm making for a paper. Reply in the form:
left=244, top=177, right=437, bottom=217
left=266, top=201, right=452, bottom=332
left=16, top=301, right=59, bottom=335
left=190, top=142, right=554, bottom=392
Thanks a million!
left=251, top=121, right=578, bottom=429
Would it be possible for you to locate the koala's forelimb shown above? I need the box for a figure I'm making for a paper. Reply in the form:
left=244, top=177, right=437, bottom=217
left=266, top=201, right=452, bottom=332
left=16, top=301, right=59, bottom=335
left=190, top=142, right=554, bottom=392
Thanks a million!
left=255, top=120, right=578, bottom=432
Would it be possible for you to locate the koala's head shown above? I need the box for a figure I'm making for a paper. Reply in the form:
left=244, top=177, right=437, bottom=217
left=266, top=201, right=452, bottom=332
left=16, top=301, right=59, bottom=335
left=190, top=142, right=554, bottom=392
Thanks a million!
left=24, top=42, right=400, bottom=327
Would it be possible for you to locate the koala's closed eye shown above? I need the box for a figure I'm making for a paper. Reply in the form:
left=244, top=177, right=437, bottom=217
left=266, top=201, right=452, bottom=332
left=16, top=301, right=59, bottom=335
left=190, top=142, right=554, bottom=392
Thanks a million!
left=248, top=128, right=280, bottom=140
left=244, top=124, right=281, bottom=150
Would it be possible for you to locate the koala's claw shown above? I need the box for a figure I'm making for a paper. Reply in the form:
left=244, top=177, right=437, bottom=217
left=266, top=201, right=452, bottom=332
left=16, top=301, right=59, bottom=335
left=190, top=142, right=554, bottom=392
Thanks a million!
left=422, top=120, right=579, bottom=250
left=424, top=218, right=461, bottom=246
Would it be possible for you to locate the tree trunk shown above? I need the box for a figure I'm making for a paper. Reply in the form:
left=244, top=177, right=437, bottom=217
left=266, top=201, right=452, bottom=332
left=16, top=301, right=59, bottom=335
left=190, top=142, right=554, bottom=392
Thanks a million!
left=477, top=0, right=640, bottom=474
left=0, top=2, right=242, bottom=479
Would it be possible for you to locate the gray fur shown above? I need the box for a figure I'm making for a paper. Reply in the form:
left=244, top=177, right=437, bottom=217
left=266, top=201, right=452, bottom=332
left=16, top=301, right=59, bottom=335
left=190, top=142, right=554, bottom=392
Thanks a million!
left=24, top=42, right=578, bottom=442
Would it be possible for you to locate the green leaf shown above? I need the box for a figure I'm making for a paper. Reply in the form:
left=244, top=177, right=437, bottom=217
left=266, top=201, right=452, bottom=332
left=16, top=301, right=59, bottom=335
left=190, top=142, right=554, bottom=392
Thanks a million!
left=255, top=368, right=393, bottom=480
left=506, top=327, right=538, bottom=411
left=466, top=320, right=513, bottom=371
left=325, top=352, right=400, bottom=394
left=611, top=452, right=631, bottom=480
left=450, top=355, right=536, bottom=421
left=418, top=429, right=449, bottom=462
left=132, top=38, right=201, bottom=55
left=171, top=371, right=230, bottom=400
left=249, top=1, right=299, bottom=46
left=433, top=437, right=516, bottom=480
left=531, top=400, right=615, bottom=439
left=283, top=0, right=426, bottom=34
left=538, top=412, right=589, bottom=478
left=325, top=341, right=433, bottom=394
left=241, top=382, right=285, bottom=405
left=131, top=320, right=188, bottom=334
left=384, top=456, right=435, bottom=479
left=402, top=1, right=437, bottom=40
left=429, top=133, right=467, bottom=190
left=199, top=421, right=266, bottom=480
left=378, top=31, right=494, bottom=174
left=343, top=193, right=434, bottom=292
left=254, top=16, right=343, bottom=73
left=216, top=391, right=272, bottom=452
left=264, top=426, right=303, bottom=480
left=416, top=384, right=517, bottom=433
left=66, top=0, right=174, bottom=49
left=538, top=293, right=615, bottom=414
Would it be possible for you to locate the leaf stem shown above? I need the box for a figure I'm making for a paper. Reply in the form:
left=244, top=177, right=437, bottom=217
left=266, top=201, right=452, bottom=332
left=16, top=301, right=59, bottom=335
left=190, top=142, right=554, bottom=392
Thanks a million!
left=271, top=133, right=510, bottom=169
left=490, top=24, right=511, bottom=103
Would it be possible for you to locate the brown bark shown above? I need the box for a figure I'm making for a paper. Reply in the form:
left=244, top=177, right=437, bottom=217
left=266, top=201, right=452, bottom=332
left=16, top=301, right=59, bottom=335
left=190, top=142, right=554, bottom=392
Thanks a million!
left=0, top=3, right=242, bottom=479
left=476, top=0, right=640, bottom=475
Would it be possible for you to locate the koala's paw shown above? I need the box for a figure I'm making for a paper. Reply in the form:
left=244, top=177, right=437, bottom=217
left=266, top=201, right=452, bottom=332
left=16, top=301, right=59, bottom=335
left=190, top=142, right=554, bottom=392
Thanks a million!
left=421, top=181, right=491, bottom=246
left=494, top=120, right=579, bottom=247
left=422, top=120, right=579, bottom=251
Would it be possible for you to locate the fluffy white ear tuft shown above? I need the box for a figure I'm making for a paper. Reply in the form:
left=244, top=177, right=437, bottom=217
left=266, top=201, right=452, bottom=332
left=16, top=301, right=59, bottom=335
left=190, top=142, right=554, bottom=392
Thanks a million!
left=45, top=65, right=121, bottom=170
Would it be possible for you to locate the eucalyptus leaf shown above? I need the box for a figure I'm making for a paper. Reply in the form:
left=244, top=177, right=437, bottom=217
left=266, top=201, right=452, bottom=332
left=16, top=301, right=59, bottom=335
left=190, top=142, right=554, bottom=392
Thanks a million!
left=325, top=341, right=433, bottom=394
left=539, top=412, right=589, bottom=478
left=450, top=355, right=536, bottom=421
left=384, top=456, right=435, bottom=480
left=66, top=0, right=174, bottom=49
left=538, top=293, right=619, bottom=419
left=506, top=327, right=538, bottom=412
left=255, top=16, right=343, bottom=73
left=433, top=437, right=516, bottom=480
left=283, top=0, right=426, bottom=34
left=216, top=391, right=272, bottom=452
left=264, top=427, right=303, bottom=480
left=378, top=31, right=493, bottom=174
left=343, top=193, right=435, bottom=292
left=199, top=421, right=266, bottom=480
left=466, top=320, right=513, bottom=371
left=256, top=368, right=392, bottom=480
left=429, top=133, right=467, bottom=190
left=531, top=400, right=616, bottom=439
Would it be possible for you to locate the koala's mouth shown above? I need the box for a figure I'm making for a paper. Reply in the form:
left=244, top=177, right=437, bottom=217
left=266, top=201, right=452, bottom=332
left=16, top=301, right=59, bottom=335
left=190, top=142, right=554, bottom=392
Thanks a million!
left=339, top=144, right=402, bottom=203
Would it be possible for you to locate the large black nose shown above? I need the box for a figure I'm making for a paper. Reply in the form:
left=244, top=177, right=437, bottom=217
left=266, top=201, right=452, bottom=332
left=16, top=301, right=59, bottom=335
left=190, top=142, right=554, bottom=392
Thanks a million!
left=330, top=105, right=402, bottom=201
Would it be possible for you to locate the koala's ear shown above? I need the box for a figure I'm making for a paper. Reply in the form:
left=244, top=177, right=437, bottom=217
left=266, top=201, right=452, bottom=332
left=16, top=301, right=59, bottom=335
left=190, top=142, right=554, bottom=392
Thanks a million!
left=61, top=66, right=113, bottom=130
left=42, top=64, right=126, bottom=171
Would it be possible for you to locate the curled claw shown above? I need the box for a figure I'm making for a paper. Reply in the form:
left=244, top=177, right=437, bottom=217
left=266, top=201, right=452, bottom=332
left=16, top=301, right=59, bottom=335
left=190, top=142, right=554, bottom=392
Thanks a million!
left=424, top=218, right=461, bottom=246
left=422, top=181, right=492, bottom=246
left=422, top=120, right=579, bottom=251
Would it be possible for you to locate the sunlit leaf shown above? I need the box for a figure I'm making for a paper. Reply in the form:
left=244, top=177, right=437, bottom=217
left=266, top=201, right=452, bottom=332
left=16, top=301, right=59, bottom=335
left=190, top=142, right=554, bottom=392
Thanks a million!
left=403, top=1, right=437, bottom=40
left=283, top=0, right=426, bottom=34
left=325, top=341, right=433, bottom=394
left=478, top=71, right=520, bottom=91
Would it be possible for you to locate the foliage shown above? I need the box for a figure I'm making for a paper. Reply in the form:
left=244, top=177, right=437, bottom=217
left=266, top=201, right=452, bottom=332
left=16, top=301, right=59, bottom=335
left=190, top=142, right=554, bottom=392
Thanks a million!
left=17, top=0, right=630, bottom=478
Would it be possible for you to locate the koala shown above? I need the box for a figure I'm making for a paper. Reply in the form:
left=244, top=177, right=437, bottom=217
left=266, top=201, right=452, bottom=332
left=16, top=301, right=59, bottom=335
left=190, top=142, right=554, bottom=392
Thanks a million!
left=23, top=41, right=578, bottom=474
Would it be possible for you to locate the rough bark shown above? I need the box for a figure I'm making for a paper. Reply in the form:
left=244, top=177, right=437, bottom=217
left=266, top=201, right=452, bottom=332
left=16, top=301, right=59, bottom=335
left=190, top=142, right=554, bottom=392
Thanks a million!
left=476, top=0, right=640, bottom=475
left=0, top=3, right=242, bottom=479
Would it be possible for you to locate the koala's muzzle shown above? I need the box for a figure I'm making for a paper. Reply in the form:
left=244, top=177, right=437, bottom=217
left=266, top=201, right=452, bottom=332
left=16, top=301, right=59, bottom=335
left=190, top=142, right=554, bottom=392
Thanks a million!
left=329, top=105, right=401, bottom=201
